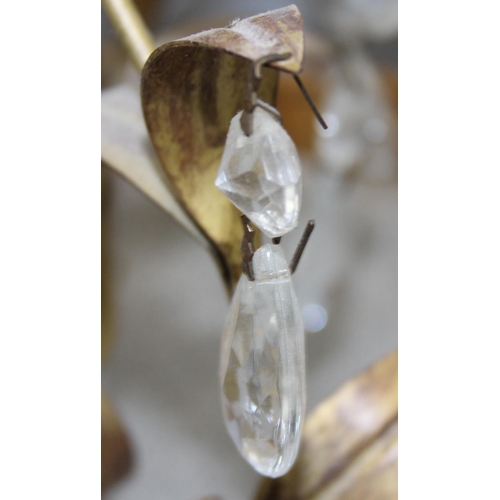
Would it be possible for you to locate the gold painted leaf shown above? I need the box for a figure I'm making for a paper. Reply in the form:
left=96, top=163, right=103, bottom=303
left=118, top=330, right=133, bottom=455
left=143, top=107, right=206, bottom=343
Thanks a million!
left=101, top=84, right=206, bottom=245
left=141, top=5, right=305, bottom=294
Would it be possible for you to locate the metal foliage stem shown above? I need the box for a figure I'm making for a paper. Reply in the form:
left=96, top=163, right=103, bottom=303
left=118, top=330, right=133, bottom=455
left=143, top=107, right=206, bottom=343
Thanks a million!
left=102, top=0, right=155, bottom=71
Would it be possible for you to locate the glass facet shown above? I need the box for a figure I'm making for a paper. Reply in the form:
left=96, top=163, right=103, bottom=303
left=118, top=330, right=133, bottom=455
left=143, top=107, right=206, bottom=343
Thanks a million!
left=215, top=108, right=302, bottom=238
left=220, top=244, right=305, bottom=477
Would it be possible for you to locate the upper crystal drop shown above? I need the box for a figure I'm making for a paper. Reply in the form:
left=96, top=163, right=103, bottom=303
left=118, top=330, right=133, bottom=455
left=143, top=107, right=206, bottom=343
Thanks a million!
left=215, top=108, right=302, bottom=238
left=220, top=244, right=305, bottom=477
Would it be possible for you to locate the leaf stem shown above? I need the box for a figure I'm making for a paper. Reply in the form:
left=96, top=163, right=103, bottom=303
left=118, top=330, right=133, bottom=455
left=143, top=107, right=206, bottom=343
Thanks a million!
left=103, top=0, right=156, bottom=72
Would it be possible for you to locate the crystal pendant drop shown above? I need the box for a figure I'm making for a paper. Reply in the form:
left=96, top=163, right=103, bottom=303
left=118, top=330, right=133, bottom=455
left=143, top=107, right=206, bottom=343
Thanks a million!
left=215, top=108, right=302, bottom=238
left=220, top=244, right=305, bottom=477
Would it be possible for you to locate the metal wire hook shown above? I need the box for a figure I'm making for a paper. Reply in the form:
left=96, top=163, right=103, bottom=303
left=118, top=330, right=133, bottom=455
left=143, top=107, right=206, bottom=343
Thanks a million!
left=240, top=215, right=256, bottom=281
left=290, top=220, right=315, bottom=274
left=240, top=53, right=328, bottom=136
left=240, top=53, right=291, bottom=136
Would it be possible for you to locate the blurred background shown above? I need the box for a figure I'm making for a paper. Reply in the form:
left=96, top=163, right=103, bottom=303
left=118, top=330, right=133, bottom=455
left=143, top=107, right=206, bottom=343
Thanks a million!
left=101, top=0, right=397, bottom=498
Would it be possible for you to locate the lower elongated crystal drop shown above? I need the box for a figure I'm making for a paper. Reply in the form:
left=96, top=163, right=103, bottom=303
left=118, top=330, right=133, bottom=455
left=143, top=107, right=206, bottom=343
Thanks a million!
left=215, top=108, right=302, bottom=238
left=220, top=244, right=305, bottom=477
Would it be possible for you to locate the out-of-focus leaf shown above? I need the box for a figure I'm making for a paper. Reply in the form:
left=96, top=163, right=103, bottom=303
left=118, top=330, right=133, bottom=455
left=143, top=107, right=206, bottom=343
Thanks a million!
left=101, top=84, right=206, bottom=246
left=257, top=350, right=398, bottom=500
left=101, top=393, right=133, bottom=491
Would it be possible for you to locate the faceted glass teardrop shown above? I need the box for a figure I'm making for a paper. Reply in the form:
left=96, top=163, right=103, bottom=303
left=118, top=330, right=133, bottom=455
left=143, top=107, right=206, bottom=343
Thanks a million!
left=220, top=244, right=305, bottom=477
left=215, top=108, right=302, bottom=238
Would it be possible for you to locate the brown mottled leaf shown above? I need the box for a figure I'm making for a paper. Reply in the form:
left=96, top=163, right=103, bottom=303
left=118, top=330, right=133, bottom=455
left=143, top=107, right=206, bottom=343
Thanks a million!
left=141, top=5, right=304, bottom=294
left=101, top=83, right=206, bottom=246
left=256, top=350, right=398, bottom=500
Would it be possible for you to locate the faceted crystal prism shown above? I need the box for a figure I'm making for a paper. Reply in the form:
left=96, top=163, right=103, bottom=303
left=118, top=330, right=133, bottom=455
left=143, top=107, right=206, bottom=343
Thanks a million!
left=220, top=244, right=305, bottom=477
left=215, top=108, right=302, bottom=238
